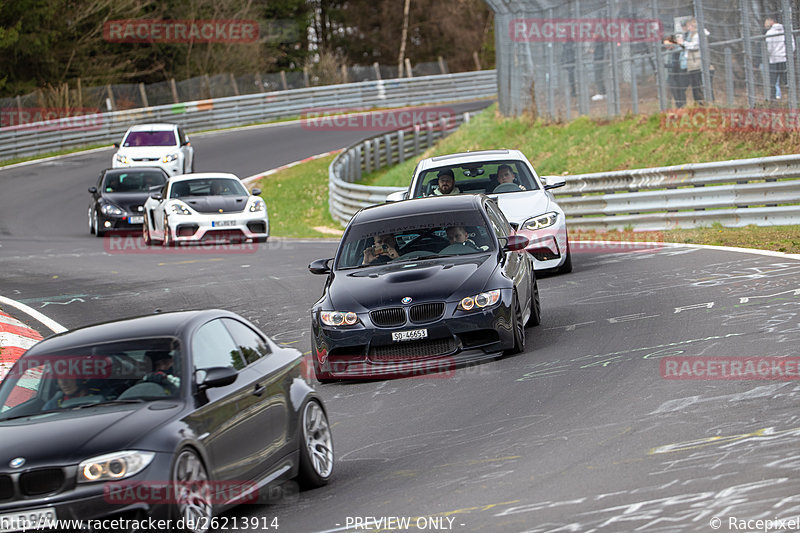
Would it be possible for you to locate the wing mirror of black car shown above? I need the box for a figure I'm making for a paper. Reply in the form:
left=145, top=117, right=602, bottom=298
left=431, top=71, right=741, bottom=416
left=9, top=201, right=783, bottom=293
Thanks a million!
left=543, top=176, right=566, bottom=190
left=509, top=222, right=519, bottom=231
left=251, top=188, right=262, bottom=196
left=150, top=191, right=163, bottom=200
left=196, top=366, right=238, bottom=390
left=308, top=258, right=333, bottom=275
left=503, top=234, right=530, bottom=252
left=88, top=186, right=97, bottom=194
left=386, top=190, right=407, bottom=203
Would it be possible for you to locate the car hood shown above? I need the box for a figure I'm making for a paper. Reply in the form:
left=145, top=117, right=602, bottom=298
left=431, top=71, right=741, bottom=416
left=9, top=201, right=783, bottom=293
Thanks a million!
left=0, top=402, right=181, bottom=468
left=329, top=254, right=496, bottom=310
left=180, top=196, right=249, bottom=214
left=102, top=192, right=150, bottom=213
left=492, top=191, right=557, bottom=224
left=116, top=146, right=179, bottom=156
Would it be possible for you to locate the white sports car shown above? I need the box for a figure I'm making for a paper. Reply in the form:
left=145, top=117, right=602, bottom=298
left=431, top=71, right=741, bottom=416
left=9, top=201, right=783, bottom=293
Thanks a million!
left=142, top=173, right=269, bottom=246
left=113, top=123, right=194, bottom=176
left=388, top=149, right=571, bottom=273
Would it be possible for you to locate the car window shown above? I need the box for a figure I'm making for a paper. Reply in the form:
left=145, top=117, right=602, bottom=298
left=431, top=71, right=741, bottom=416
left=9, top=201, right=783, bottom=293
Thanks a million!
left=123, top=130, right=177, bottom=147
left=192, top=320, right=246, bottom=371
left=485, top=202, right=511, bottom=239
left=103, top=171, right=167, bottom=192
left=414, top=160, right=539, bottom=197
left=171, top=178, right=246, bottom=198
left=221, top=319, right=271, bottom=365
left=336, top=209, right=493, bottom=269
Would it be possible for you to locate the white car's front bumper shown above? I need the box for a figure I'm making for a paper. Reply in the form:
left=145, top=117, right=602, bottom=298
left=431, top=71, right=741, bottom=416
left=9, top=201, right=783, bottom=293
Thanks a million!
left=112, top=158, right=183, bottom=176
left=166, top=211, right=269, bottom=243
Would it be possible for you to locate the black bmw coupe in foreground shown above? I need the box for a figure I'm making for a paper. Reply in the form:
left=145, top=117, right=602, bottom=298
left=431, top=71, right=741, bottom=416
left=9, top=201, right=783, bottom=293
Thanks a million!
left=309, top=194, right=540, bottom=382
left=0, top=310, right=333, bottom=532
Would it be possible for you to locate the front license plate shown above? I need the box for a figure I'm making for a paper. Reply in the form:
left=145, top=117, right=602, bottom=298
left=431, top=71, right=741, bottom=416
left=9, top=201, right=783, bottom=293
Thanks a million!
left=392, top=329, right=428, bottom=342
left=212, top=220, right=237, bottom=227
left=129, top=215, right=144, bottom=224
left=0, top=508, right=57, bottom=532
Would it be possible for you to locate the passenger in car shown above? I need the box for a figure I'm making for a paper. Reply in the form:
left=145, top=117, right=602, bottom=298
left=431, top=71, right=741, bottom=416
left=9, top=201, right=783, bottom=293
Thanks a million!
left=362, top=234, right=400, bottom=265
left=433, top=169, right=461, bottom=196
left=43, top=377, right=99, bottom=410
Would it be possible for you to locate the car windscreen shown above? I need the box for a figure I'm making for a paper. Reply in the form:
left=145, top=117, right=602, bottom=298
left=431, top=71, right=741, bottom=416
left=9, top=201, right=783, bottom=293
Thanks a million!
left=102, top=170, right=167, bottom=193
left=0, top=337, right=181, bottom=419
left=414, top=160, right=540, bottom=197
left=336, top=210, right=494, bottom=269
left=169, top=178, right=247, bottom=198
left=123, top=130, right=177, bottom=147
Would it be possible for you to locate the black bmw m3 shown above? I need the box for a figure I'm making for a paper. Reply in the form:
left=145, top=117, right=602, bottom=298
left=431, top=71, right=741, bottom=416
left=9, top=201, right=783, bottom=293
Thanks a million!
left=309, top=194, right=541, bottom=382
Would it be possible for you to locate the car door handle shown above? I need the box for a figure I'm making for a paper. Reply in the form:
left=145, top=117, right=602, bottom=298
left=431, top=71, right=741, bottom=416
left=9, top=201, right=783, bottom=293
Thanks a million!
left=252, top=384, right=266, bottom=397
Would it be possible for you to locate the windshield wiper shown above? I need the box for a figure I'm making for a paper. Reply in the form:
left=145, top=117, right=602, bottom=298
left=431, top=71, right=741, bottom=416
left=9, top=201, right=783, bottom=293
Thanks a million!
left=75, top=399, right=147, bottom=409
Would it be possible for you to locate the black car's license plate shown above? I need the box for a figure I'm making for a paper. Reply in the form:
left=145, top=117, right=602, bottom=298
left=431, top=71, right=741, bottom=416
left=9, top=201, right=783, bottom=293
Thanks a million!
left=392, top=329, right=428, bottom=342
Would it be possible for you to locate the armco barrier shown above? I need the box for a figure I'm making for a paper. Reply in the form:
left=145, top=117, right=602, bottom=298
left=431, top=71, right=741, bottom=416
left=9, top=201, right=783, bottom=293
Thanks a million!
left=0, top=70, right=496, bottom=161
left=329, top=119, right=800, bottom=229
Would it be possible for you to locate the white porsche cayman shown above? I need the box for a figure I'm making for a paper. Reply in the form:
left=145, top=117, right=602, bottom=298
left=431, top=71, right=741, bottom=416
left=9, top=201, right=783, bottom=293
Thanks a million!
left=142, top=173, right=269, bottom=246
left=388, top=149, right=571, bottom=273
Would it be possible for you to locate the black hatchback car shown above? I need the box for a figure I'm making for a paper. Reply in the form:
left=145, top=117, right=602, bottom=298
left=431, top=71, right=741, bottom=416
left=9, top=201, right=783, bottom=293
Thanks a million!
left=309, top=194, right=540, bottom=382
left=0, top=310, right=333, bottom=532
left=88, top=167, right=169, bottom=237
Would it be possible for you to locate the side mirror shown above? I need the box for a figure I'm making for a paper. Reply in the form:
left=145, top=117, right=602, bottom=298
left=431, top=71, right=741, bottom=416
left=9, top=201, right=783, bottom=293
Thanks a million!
left=150, top=192, right=163, bottom=200
left=308, top=258, right=333, bottom=275
left=113, top=142, right=120, bottom=148
left=251, top=188, right=262, bottom=196
left=385, top=190, right=408, bottom=203
left=508, top=222, right=519, bottom=231
left=543, top=176, right=566, bottom=190
left=181, top=141, right=190, bottom=147
left=88, top=186, right=98, bottom=194
left=503, top=234, right=529, bottom=252
left=196, top=366, right=238, bottom=390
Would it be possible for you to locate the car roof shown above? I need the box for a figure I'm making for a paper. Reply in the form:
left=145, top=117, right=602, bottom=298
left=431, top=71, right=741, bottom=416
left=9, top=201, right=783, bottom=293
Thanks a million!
left=125, top=123, right=180, bottom=132
left=24, top=309, right=237, bottom=355
left=168, top=172, right=241, bottom=183
left=351, top=194, right=486, bottom=225
left=417, top=149, right=527, bottom=171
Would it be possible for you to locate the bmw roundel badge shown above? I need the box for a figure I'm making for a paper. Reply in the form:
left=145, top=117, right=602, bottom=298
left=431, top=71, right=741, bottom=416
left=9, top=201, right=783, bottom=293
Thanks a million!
left=9, top=457, right=25, bottom=468
left=401, top=297, right=412, bottom=305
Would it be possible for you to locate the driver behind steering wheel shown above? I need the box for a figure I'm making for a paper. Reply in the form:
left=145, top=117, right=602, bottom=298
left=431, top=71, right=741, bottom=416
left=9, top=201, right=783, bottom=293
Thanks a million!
left=446, top=226, right=478, bottom=249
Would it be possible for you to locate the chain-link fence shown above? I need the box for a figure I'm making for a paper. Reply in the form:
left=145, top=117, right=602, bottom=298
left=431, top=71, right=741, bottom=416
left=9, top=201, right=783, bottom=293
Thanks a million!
left=0, top=60, right=451, bottom=126
left=488, top=0, right=799, bottom=118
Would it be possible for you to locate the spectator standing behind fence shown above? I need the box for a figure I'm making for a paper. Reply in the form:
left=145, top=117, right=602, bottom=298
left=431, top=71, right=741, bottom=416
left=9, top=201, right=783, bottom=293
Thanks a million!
left=683, top=18, right=712, bottom=105
left=589, top=42, right=606, bottom=101
left=663, top=34, right=688, bottom=108
left=765, top=17, right=796, bottom=101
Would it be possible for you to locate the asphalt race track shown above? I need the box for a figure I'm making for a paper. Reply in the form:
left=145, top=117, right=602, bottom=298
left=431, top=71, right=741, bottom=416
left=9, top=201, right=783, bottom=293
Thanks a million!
left=2, top=103, right=800, bottom=532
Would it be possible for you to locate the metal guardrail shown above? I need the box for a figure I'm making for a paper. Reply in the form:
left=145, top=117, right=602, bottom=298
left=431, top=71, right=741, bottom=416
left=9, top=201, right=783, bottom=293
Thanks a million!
left=0, top=70, right=497, bottom=162
left=328, top=121, right=800, bottom=230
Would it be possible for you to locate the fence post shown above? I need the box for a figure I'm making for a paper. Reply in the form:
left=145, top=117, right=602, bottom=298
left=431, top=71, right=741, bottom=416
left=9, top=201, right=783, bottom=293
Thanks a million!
left=169, top=78, right=179, bottom=103
left=373, top=139, right=381, bottom=170
left=739, top=0, right=756, bottom=108
left=384, top=134, right=393, bottom=166
left=473, top=51, right=482, bottom=71
left=255, top=73, right=264, bottom=92
left=341, top=65, right=348, bottom=83
left=373, top=62, right=381, bottom=80
left=780, top=0, right=797, bottom=109
left=303, top=67, right=309, bottom=87
left=105, top=85, right=116, bottom=111
left=405, top=58, right=413, bottom=78
left=229, top=73, right=239, bottom=96
left=631, top=58, right=639, bottom=115
left=724, top=48, right=734, bottom=107
left=76, top=77, right=83, bottom=110
left=650, top=0, right=667, bottom=111
left=138, top=83, right=149, bottom=108
left=760, top=40, right=771, bottom=100
left=280, top=71, right=288, bottom=91
left=355, top=145, right=363, bottom=181
left=438, top=56, right=447, bottom=74
left=398, top=129, right=405, bottom=164
left=694, top=0, right=714, bottom=104
left=364, top=141, right=372, bottom=174
left=413, top=124, right=420, bottom=156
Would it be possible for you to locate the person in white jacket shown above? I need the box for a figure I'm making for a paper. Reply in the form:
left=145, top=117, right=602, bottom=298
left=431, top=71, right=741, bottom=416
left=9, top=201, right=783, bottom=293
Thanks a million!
left=765, top=17, right=796, bottom=100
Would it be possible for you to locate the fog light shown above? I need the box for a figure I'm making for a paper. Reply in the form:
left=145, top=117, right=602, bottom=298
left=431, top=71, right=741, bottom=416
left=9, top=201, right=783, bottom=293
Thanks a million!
left=104, top=221, right=112, bottom=228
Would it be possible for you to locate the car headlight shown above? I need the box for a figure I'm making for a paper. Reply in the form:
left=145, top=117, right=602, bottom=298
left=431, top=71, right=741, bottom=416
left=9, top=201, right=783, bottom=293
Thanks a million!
left=100, top=204, right=125, bottom=216
left=320, top=311, right=359, bottom=326
left=161, top=152, right=179, bottom=163
left=523, top=212, right=559, bottom=230
left=458, top=289, right=501, bottom=311
left=114, top=153, right=130, bottom=165
left=170, top=202, right=191, bottom=215
left=77, top=451, right=155, bottom=483
left=249, top=198, right=266, bottom=212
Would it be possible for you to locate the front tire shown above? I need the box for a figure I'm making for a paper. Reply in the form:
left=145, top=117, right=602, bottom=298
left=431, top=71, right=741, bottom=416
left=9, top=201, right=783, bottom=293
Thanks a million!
left=556, top=238, right=573, bottom=274
left=296, top=400, right=334, bottom=489
left=505, top=294, right=526, bottom=355
left=93, top=211, right=105, bottom=237
left=171, top=449, right=212, bottom=533
left=88, top=207, right=95, bottom=235
left=526, top=279, right=541, bottom=327
left=142, top=218, right=152, bottom=245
